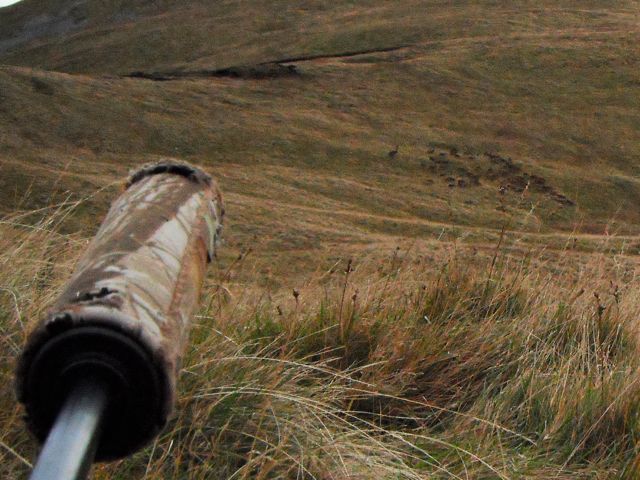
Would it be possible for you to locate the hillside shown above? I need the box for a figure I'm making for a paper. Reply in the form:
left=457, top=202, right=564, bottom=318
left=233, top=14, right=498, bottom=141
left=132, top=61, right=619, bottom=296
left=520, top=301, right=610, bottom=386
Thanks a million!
left=2, top=1, right=640, bottom=478
left=1, top=2, right=640, bottom=242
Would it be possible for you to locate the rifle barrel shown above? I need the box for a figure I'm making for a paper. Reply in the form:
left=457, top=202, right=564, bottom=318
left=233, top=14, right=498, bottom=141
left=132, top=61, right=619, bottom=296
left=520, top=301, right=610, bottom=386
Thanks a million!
left=17, top=160, right=224, bottom=475
left=29, top=378, right=109, bottom=480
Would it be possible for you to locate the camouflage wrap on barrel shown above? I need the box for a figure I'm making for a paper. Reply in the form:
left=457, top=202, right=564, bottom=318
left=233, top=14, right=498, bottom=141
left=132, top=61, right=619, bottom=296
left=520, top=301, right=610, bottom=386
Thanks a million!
left=16, top=160, right=224, bottom=460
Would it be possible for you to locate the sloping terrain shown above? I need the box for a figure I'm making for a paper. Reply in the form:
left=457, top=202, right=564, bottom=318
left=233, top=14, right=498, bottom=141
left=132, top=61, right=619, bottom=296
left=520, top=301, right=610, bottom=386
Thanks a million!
left=2, top=1, right=640, bottom=478
left=1, top=2, right=640, bottom=249
left=0, top=56, right=638, bottom=252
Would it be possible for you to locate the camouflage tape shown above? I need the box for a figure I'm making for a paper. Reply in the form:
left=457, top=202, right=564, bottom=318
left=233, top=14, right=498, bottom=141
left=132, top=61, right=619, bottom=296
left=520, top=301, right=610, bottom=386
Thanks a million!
left=16, top=159, right=224, bottom=459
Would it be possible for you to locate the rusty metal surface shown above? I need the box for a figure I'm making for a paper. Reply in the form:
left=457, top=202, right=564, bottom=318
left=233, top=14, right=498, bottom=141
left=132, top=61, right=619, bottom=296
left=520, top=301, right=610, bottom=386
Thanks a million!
left=16, top=159, right=224, bottom=457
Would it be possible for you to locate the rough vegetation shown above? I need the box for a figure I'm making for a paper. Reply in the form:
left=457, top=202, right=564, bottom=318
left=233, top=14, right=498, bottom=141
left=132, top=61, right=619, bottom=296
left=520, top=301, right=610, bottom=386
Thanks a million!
left=2, top=0, right=640, bottom=478
left=3, top=204, right=640, bottom=478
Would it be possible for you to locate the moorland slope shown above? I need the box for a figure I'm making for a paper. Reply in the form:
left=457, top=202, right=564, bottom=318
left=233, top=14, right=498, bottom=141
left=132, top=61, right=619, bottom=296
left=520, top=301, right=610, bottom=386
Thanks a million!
left=2, top=1, right=640, bottom=478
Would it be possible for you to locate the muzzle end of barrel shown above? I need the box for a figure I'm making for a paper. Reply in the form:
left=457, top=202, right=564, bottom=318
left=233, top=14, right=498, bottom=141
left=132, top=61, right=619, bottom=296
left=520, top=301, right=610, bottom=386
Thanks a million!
left=17, top=320, right=166, bottom=461
left=126, top=158, right=213, bottom=189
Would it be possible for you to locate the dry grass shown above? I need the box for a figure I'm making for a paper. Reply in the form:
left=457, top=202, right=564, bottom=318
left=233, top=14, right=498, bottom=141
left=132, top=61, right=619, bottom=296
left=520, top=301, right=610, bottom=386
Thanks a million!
left=2, top=1, right=640, bottom=478
left=2, top=202, right=640, bottom=479
left=2, top=1, right=640, bottom=243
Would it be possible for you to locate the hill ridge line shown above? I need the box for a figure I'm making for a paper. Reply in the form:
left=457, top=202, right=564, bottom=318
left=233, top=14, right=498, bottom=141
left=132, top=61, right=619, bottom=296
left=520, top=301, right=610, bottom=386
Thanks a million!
left=123, top=44, right=413, bottom=81
left=256, top=44, right=414, bottom=65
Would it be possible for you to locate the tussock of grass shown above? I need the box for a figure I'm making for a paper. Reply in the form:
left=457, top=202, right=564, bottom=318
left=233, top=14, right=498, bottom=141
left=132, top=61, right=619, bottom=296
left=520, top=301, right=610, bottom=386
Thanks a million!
left=2, top=205, right=640, bottom=479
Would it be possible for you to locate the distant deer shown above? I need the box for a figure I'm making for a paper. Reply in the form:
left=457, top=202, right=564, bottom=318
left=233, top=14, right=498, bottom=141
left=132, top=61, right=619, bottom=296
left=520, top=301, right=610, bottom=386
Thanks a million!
left=388, top=145, right=399, bottom=160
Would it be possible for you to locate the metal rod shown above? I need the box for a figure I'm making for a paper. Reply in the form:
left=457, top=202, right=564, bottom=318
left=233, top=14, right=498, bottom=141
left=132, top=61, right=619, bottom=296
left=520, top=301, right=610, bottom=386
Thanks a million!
left=29, top=378, right=109, bottom=480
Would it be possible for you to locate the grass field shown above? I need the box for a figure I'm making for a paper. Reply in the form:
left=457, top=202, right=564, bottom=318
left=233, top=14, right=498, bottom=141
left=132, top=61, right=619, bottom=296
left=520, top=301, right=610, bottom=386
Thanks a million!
left=2, top=0, right=640, bottom=478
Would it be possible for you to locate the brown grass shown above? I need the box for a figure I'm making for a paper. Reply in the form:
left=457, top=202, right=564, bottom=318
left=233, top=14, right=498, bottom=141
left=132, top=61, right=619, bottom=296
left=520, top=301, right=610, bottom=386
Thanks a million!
left=2, top=2, right=640, bottom=245
left=2, top=201, right=640, bottom=478
left=2, top=1, right=640, bottom=478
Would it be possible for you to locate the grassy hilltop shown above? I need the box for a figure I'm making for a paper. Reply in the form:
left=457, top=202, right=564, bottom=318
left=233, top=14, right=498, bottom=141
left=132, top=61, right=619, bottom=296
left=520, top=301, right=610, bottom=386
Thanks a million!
left=2, top=0, right=640, bottom=478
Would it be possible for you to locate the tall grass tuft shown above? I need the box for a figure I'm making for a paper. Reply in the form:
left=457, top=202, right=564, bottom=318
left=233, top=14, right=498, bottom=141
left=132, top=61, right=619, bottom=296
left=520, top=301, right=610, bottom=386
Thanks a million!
left=2, top=204, right=640, bottom=478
